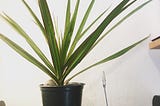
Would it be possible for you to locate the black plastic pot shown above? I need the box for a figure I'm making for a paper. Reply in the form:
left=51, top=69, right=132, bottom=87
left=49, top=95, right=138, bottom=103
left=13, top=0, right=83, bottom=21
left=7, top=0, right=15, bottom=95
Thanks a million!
left=40, top=83, right=84, bottom=106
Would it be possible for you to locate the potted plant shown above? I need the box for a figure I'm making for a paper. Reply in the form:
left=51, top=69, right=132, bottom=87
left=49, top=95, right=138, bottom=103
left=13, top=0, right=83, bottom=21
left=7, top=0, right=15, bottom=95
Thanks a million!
left=0, top=0, right=151, bottom=106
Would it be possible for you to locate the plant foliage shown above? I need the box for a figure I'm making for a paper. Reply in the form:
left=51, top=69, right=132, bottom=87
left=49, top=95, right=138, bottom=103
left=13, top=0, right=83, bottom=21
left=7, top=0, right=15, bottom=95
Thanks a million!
left=0, top=0, right=151, bottom=86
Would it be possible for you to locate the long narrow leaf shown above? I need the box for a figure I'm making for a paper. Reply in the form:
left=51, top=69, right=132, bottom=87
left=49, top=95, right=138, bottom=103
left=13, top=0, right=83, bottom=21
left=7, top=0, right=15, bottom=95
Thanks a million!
left=67, top=7, right=110, bottom=59
left=22, top=0, right=48, bottom=43
left=92, top=0, right=152, bottom=50
left=68, top=0, right=95, bottom=56
left=53, top=16, right=61, bottom=49
left=38, top=0, right=61, bottom=77
left=80, top=6, right=111, bottom=39
left=60, top=0, right=71, bottom=67
left=1, top=14, right=56, bottom=74
left=67, top=7, right=110, bottom=60
left=0, top=0, right=152, bottom=86
left=63, top=0, right=131, bottom=80
left=65, top=36, right=149, bottom=83
left=0, top=34, right=58, bottom=83
left=64, top=0, right=71, bottom=37
left=61, top=0, right=80, bottom=64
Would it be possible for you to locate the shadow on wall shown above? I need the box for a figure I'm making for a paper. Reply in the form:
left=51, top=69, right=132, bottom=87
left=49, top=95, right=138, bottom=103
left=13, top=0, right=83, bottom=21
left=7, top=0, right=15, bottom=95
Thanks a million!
left=149, top=50, right=160, bottom=106
left=149, top=50, right=160, bottom=71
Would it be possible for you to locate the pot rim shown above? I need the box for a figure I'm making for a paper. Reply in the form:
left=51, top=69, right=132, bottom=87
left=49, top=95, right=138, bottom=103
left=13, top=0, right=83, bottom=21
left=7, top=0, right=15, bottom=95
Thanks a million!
left=40, top=82, right=85, bottom=88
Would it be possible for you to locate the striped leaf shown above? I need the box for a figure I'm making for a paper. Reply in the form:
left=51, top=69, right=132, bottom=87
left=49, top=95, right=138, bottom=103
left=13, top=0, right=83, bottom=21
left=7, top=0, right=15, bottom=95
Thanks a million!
left=68, top=0, right=95, bottom=57
left=0, top=0, right=152, bottom=86
left=38, top=0, right=61, bottom=78
left=65, top=36, right=149, bottom=83
left=22, top=0, right=47, bottom=43
left=61, top=0, right=80, bottom=64
left=92, top=0, right=152, bottom=50
left=0, top=34, right=58, bottom=83
left=1, top=14, right=55, bottom=74
left=63, top=0, right=131, bottom=79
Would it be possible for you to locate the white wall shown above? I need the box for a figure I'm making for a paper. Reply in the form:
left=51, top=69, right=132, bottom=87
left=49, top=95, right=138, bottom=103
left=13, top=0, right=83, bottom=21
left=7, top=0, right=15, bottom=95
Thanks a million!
left=0, top=0, right=160, bottom=106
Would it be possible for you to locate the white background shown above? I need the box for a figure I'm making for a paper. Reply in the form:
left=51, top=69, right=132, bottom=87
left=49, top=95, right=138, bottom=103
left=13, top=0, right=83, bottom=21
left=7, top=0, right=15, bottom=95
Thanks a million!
left=0, top=0, right=160, bottom=106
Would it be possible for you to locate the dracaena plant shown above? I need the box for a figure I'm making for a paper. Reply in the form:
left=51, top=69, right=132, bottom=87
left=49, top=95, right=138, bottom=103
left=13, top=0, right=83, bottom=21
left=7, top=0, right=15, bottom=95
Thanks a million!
left=0, top=0, right=151, bottom=86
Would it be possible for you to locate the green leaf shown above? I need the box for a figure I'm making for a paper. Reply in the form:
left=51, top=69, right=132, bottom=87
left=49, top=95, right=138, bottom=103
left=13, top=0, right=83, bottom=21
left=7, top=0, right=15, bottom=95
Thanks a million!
left=38, top=0, right=61, bottom=77
left=22, top=0, right=48, bottom=43
left=1, top=14, right=56, bottom=74
left=0, top=33, right=58, bottom=83
left=0, top=0, right=152, bottom=86
left=64, top=0, right=71, bottom=37
left=65, top=36, right=149, bottom=83
left=68, top=0, right=95, bottom=57
left=80, top=6, right=111, bottom=39
left=60, top=0, right=71, bottom=67
left=53, top=16, right=61, bottom=50
left=63, top=0, right=131, bottom=80
left=67, top=7, right=109, bottom=59
left=92, top=0, right=152, bottom=49
left=61, top=0, right=80, bottom=64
